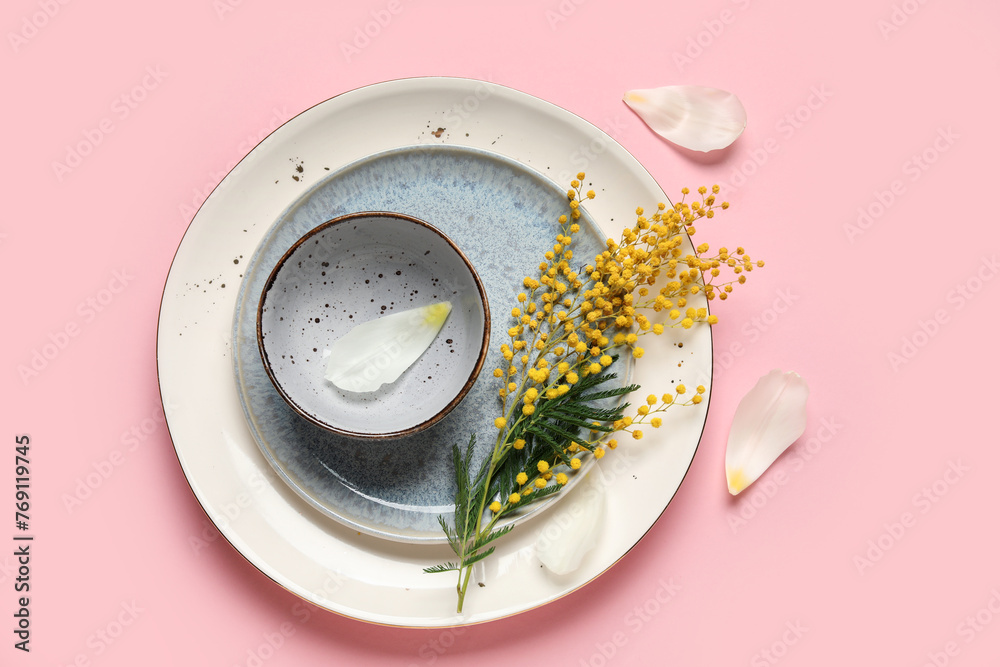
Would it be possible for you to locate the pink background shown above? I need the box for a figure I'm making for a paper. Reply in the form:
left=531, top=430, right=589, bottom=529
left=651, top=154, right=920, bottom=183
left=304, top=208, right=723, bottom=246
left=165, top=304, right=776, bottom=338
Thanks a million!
left=4, top=0, right=999, bottom=664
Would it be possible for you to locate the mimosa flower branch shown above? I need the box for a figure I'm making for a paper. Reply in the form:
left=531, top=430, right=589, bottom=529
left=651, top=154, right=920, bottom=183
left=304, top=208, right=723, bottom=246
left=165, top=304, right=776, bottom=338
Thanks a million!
left=426, top=176, right=763, bottom=612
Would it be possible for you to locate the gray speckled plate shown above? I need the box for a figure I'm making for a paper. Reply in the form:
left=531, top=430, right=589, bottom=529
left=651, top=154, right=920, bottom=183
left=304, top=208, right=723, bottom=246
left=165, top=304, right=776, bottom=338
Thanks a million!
left=232, top=144, right=624, bottom=543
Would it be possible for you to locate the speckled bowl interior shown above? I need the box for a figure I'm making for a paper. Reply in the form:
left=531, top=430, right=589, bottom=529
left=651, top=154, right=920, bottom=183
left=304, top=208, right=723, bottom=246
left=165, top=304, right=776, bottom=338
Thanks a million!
left=257, top=212, right=489, bottom=438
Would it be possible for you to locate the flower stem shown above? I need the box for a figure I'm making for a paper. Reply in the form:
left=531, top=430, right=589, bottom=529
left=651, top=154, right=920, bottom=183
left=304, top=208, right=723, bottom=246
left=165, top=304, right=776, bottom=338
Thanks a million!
left=457, top=565, right=473, bottom=613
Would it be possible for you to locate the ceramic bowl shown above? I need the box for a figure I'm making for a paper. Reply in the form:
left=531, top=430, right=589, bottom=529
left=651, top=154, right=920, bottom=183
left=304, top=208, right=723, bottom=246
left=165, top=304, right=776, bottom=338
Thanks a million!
left=257, top=211, right=490, bottom=438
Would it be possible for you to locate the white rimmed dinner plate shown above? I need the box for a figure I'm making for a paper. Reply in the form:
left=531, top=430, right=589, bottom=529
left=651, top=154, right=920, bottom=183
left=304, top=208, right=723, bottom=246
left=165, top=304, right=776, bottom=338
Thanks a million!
left=156, top=77, right=712, bottom=627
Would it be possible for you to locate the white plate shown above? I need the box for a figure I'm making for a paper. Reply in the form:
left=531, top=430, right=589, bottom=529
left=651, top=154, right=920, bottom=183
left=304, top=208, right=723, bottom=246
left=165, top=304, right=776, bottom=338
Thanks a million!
left=157, top=77, right=712, bottom=627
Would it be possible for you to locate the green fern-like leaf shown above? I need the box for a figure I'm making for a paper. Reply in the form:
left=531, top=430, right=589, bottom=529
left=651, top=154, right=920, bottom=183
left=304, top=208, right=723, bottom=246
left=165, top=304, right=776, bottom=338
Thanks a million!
left=520, top=484, right=562, bottom=506
left=462, top=546, right=496, bottom=567
left=471, top=524, right=514, bottom=552
left=424, top=562, right=460, bottom=574
left=576, top=384, right=641, bottom=404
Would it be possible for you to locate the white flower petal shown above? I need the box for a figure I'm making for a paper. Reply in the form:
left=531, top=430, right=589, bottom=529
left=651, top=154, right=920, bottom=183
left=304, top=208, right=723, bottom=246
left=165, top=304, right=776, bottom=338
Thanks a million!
left=623, top=85, right=747, bottom=152
left=725, top=370, right=809, bottom=495
left=324, top=301, right=452, bottom=392
left=535, top=471, right=606, bottom=575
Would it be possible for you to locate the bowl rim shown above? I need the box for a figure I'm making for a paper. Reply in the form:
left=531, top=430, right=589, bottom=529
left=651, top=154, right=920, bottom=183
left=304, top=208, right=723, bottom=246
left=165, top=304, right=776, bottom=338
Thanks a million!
left=256, top=210, right=491, bottom=439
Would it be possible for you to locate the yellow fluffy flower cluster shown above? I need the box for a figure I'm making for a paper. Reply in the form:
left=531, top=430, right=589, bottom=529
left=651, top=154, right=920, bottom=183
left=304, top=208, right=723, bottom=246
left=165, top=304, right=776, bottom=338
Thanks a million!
left=614, top=384, right=708, bottom=441
left=485, top=176, right=758, bottom=512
